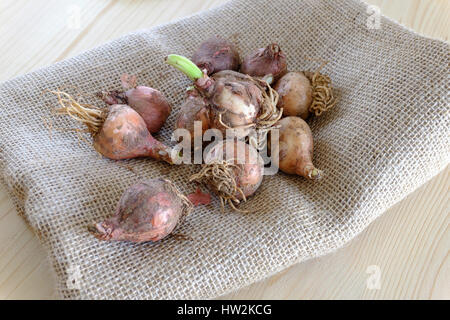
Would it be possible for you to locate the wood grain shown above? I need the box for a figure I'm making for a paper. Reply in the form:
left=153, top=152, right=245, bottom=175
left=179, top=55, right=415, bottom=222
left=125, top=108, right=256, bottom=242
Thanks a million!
left=0, top=0, right=448, bottom=299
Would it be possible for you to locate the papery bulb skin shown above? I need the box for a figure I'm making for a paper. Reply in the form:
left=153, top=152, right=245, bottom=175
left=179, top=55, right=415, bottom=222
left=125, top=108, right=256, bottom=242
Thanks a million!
left=192, top=36, right=240, bottom=75
left=124, top=86, right=171, bottom=133
left=241, top=43, right=287, bottom=82
left=90, top=179, right=192, bottom=242
left=93, top=104, right=173, bottom=163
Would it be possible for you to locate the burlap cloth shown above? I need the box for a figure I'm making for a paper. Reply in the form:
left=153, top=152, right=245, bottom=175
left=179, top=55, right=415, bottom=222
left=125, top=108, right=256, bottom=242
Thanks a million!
left=0, top=0, right=448, bottom=299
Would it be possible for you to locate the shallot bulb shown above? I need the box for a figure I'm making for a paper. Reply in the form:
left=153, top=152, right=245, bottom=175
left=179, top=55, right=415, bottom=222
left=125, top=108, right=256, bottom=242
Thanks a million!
left=192, top=35, right=240, bottom=75
left=174, top=88, right=210, bottom=144
left=166, top=54, right=281, bottom=141
left=49, top=91, right=173, bottom=163
left=89, top=179, right=193, bottom=242
left=274, top=67, right=335, bottom=119
left=269, top=116, right=321, bottom=180
left=187, top=188, right=211, bottom=206
left=99, top=74, right=171, bottom=133
left=240, top=43, right=287, bottom=82
left=190, top=139, right=264, bottom=212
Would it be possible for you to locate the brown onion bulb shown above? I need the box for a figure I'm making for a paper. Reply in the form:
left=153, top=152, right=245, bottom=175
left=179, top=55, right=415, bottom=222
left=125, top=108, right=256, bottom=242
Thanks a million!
left=174, top=88, right=210, bottom=144
left=50, top=90, right=173, bottom=163
left=274, top=72, right=312, bottom=119
left=192, top=36, right=240, bottom=75
left=124, top=86, right=171, bottom=133
left=166, top=55, right=281, bottom=143
left=89, top=179, right=193, bottom=242
left=269, top=116, right=321, bottom=179
left=240, top=43, right=287, bottom=81
left=93, top=104, right=172, bottom=162
left=190, top=139, right=264, bottom=211
left=275, top=67, right=336, bottom=119
left=98, top=75, right=171, bottom=133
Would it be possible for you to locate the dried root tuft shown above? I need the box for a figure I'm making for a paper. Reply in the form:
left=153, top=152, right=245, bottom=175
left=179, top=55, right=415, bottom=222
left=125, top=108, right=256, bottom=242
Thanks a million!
left=189, top=160, right=250, bottom=213
left=304, top=61, right=336, bottom=116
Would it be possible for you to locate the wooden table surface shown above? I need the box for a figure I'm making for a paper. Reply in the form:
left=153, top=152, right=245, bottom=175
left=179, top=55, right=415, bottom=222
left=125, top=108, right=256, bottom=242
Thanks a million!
left=0, top=0, right=448, bottom=299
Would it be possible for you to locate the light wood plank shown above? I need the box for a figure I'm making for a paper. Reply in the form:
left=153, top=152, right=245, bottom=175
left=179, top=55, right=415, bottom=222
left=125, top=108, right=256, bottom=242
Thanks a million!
left=222, top=168, right=449, bottom=299
left=0, top=0, right=448, bottom=300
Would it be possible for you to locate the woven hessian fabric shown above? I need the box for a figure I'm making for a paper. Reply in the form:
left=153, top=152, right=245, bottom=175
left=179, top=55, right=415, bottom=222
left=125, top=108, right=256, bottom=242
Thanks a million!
left=0, top=0, right=448, bottom=299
